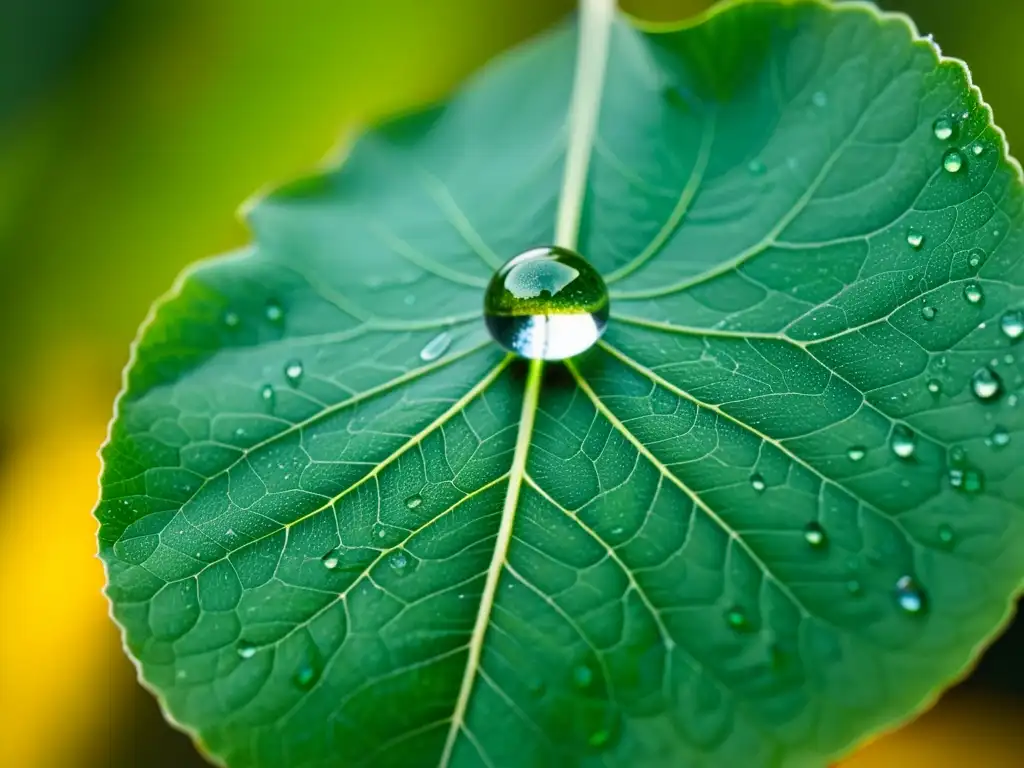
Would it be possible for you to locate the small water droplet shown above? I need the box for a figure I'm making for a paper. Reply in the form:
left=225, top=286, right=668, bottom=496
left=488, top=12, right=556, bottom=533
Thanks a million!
left=890, top=425, right=917, bottom=459
left=942, top=148, right=964, bottom=173
left=572, top=664, right=593, bottom=689
left=322, top=550, right=339, bottom=570
left=847, top=446, right=866, bottom=462
left=972, top=143, right=984, bottom=156
left=419, top=331, right=452, bottom=362
left=284, top=360, right=304, bottom=385
left=932, top=116, right=956, bottom=141
left=927, top=378, right=942, bottom=395
left=725, top=606, right=751, bottom=631
left=987, top=426, right=1010, bottom=449
left=748, top=158, right=766, bottom=175
left=374, top=524, right=388, bottom=540
left=907, top=230, right=924, bottom=249
left=812, top=90, right=828, bottom=107
left=237, top=641, right=257, bottom=659
left=894, top=575, right=926, bottom=615
left=920, top=302, right=937, bottom=321
left=937, top=523, right=955, bottom=547
left=260, top=384, right=275, bottom=405
left=293, top=662, right=319, bottom=689
left=265, top=301, right=284, bottom=323
left=846, top=579, right=863, bottom=596
left=223, top=311, right=240, bottom=328
left=1000, top=309, right=1024, bottom=340
left=404, top=494, right=422, bottom=510
left=971, top=366, right=1003, bottom=401
left=389, top=551, right=409, bottom=572
left=749, top=473, right=766, bottom=492
left=963, top=283, right=983, bottom=304
left=967, top=249, right=986, bottom=270
left=803, top=521, right=827, bottom=549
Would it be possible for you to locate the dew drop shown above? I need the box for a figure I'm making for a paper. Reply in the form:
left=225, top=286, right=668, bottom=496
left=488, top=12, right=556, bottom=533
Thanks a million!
left=749, top=473, right=766, bottom=492
left=389, top=551, right=409, bottom=572
left=419, top=331, right=452, bottom=362
left=942, top=148, right=964, bottom=173
left=725, top=606, right=751, bottom=631
left=223, top=311, right=240, bottom=328
left=890, top=425, right=917, bottom=460
left=846, top=446, right=866, bottom=462
left=572, top=664, right=593, bottom=689
left=967, top=249, right=986, bottom=271
left=322, top=550, right=339, bottom=570
left=293, top=662, right=319, bottom=690
left=748, top=158, right=766, bottom=175
left=237, top=641, right=257, bottom=659
left=926, top=379, right=942, bottom=395
left=484, top=247, right=609, bottom=360
left=260, top=384, right=275, bottom=405
left=803, top=521, right=827, bottom=549
left=846, top=579, right=863, bottom=596
left=963, top=283, right=983, bottom=304
left=907, top=230, right=924, bottom=249
left=932, top=116, right=956, bottom=141
left=812, top=90, right=828, bottom=107
left=971, top=366, right=1003, bottom=402
left=1000, top=309, right=1024, bottom=340
left=937, top=523, right=955, bottom=547
left=284, top=360, right=304, bottom=385
left=265, top=301, right=284, bottom=323
left=894, top=575, right=926, bottom=615
left=988, top=426, right=1010, bottom=449
left=404, top=494, right=423, bottom=509
left=972, top=143, right=984, bottom=156
left=920, top=303, right=936, bottom=321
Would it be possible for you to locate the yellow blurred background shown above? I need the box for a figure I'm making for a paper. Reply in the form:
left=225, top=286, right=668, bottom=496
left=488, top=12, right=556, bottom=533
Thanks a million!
left=0, top=1, right=1020, bottom=765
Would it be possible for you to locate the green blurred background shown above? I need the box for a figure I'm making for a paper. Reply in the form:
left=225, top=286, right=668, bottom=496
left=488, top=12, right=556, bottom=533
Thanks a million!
left=0, top=1, right=1021, bottom=765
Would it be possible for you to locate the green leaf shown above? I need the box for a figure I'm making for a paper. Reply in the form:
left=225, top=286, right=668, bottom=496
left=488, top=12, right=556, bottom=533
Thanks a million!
left=97, top=1, right=1024, bottom=766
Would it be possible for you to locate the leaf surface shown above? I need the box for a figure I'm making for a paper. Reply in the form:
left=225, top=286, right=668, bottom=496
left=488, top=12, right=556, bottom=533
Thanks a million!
left=97, top=1, right=1024, bottom=766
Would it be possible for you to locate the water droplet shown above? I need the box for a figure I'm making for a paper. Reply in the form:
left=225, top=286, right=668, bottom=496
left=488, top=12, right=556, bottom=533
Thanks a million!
left=907, top=230, right=924, bottom=249
left=284, top=360, right=304, bottom=385
left=293, top=662, right=319, bottom=689
left=937, top=523, right=955, bottom=546
left=927, top=378, right=942, bottom=395
left=260, top=384, right=275, bottom=405
left=972, top=143, right=984, bottom=156
left=988, top=426, right=1010, bottom=448
left=846, top=579, right=863, bottom=596
left=1000, top=309, right=1024, bottom=340
left=389, top=551, right=409, bottom=572
left=963, top=283, right=983, bottom=304
left=223, top=311, right=240, bottom=328
left=725, top=606, right=751, bottom=631
left=942, top=148, right=964, bottom=173
left=419, top=331, right=452, bottom=362
left=894, top=575, right=926, bottom=615
left=748, top=158, right=766, bottom=175
left=949, top=466, right=984, bottom=493
left=932, top=116, right=956, bottom=141
left=322, top=550, right=339, bottom=570
left=373, top=523, right=388, bottom=540
left=237, top=641, right=257, bottom=659
left=404, top=494, right=423, bottom=509
left=847, top=446, right=866, bottom=462
left=920, top=302, right=937, bottom=320
left=971, top=366, right=1003, bottom=401
left=967, top=249, right=986, bottom=270
left=803, top=521, right=827, bottom=548
left=890, top=425, right=917, bottom=459
left=812, top=90, right=828, bottom=107
left=749, top=473, right=766, bottom=492
left=950, top=446, right=966, bottom=464
left=265, top=301, right=284, bottom=323
left=484, top=247, right=609, bottom=360
left=572, top=664, right=593, bottom=689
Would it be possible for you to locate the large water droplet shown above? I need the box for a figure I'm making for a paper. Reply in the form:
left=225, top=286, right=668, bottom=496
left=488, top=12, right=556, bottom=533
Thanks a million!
left=484, top=246, right=609, bottom=360
left=907, top=230, right=924, bottom=250
left=1000, top=309, right=1024, bottom=340
left=803, top=521, right=827, bottom=549
left=749, top=473, right=766, bottom=492
left=963, top=283, right=983, bottom=304
left=971, top=366, right=1003, bottom=401
left=284, top=360, right=304, bottom=385
left=322, top=550, right=340, bottom=570
left=894, top=575, right=926, bottom=615
left=942, top=148, right=964, bottom=173
left=237, top=641, right=257, bottom=659
left=847, top=446, right=866, bottom=462
left=890, top=425, right=917, bottom=459
left=987, top=426, right=1010, bottom=449
left=404, top=494, right=423, bottom=509
left=932, top=116, right=956, bottom=141
left=419, top=331, right=452, bottom=362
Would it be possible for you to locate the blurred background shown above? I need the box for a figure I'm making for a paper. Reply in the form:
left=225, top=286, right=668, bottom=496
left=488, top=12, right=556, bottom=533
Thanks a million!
left=0, top=0, right=1020, bottom=765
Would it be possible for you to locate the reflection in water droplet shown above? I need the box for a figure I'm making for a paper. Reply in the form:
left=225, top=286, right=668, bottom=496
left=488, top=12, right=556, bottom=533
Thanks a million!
left=419, top=331, right=452, bottom=362
left=237, top=641, right=257, bottom=659
left=942, top=148, right=964, bottom=173
left=284, top=360, right=304, bottom=385
left=847, top=446, right=866, bottom=462
left=907, top=230, right=924, bottom=249
left=1000, top=309, right=1024, bottom=340
left=937, top=523, right=955, bottom=547
left=927, top=379, right=942, bottom=395
left=726, top=606, right=750, bottom=631
left=932, top=116, right=956, bottom=141
left=803, top=521, right=827, bottom=549
left=890, top=425, right=917, bottom=459
left=963, top=283, right=983, bottom=304
left=484, top=246, right=609, bottom=360
left=405, top=494, right=422, bottom=509
left=224, top=311, right=240, bottom=328
left=988, top=426, right=1010, bottom=449
left=750, top=473, right=766, bottom=492
left=894, top=575, right=926, bottom=615
left=971, top=366, right=1003, bottom=401
left=265, top=301, right=284, bottom=323
left=572, top=664, right=593, bottom=689
left=389, top=551, right=409, bottom=572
